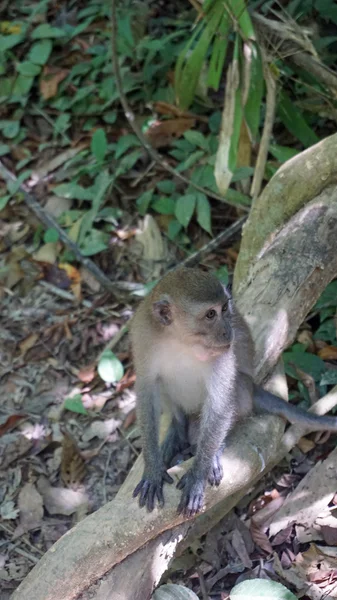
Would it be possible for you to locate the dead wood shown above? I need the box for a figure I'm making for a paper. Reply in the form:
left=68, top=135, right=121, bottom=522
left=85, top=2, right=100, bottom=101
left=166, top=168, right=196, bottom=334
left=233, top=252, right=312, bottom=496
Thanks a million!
left=12, top=171, right=337, bottom=600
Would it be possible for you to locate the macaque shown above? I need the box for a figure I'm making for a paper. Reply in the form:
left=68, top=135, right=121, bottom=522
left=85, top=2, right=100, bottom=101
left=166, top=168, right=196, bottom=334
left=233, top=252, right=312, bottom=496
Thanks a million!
left=131, top=267, right=337, bottom=516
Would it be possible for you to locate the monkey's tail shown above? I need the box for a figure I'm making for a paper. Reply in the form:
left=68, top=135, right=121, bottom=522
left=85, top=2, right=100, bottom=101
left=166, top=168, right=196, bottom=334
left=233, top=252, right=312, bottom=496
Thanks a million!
left=253, top=385, right=337, bottom=432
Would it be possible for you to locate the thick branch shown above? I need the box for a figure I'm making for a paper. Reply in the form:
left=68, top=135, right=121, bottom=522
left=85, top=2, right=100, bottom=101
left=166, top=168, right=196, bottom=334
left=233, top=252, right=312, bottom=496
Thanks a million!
left=234, top=132, right=337, bottom=289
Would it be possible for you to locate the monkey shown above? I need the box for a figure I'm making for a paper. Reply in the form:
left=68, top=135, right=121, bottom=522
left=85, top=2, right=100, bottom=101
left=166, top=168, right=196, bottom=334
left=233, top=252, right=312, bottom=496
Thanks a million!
left=131, top=267, right=337, bottom=517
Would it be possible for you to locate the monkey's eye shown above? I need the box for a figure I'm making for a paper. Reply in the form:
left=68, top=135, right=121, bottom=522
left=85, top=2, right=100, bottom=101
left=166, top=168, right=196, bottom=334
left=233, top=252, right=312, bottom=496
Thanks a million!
left=205, top=309, right=216, bottom=320
left=222, top=303, right=228, bottom=313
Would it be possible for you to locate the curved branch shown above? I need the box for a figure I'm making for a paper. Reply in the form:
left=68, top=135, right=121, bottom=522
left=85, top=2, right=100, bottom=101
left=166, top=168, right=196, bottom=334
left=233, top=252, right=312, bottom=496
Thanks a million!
left=234, top=132, right=337, bottom=289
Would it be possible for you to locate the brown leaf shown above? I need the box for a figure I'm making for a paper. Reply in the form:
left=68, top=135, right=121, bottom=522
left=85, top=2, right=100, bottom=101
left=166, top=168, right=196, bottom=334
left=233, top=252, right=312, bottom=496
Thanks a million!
left=123, top=408, right=136, bottom=430
left=271, top=524, right=293, bottom=546
left=318, top=346, right=337, bottom=360
left=78, top=364, right=96, bottom=383
left=40, top=66, right=69, bottom=100
left=19, top=333, right=39, bottom=356
left=321, top=525, right=337, bottom=546
left=145, top=118, right=196, bottom=148
left=250, top=519, right=273, bottom=554
left=61, top=430, right=86, bottom=488
left=115, top=369, right=136, bottom=394
left=0, top=414, right=25, bottom=436
left=13, top=482, right=43, bottom=538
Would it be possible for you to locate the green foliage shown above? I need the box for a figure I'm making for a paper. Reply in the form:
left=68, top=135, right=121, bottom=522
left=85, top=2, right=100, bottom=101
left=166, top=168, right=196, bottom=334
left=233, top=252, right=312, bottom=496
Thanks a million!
left=98, top=350, right=124, bottom=384
left=230, top=579, right=297, bottom=599
left=64, top=394, right=88, bottom=415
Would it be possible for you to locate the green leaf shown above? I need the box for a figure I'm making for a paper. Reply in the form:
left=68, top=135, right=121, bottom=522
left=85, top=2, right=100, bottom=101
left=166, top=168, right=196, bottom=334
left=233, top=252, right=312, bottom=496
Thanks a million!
left=314, top=281, right=337, bottom=309
left=244, top=43, right=264, bottom=140
left=167, top=219, right=182, bottom=240
left=29, top=39, right=52, bottom=65
left=183, top=130, right=209, bottom=151
left=12, top=74, right=34, bottom=97
left=17, top=61, right=41, bottom=76
left=176, top=150, right=205, bottom=172
left=91, top=128, right=108, bottom=162
left=207, top=12, right=230, bottom=90
left=196, top=192, right=212, bottom=234
left=78, top=171, right=112, bottom=244
left=115, top=134, right=139, bottom=159
left=43, top=228, right=59, bottom=243
left=0, top=34, right=25, bottom=52
left=283, top=350, right=326, bottom=381
left=321, top=370, right=337, bottom=386
left=175, top=194, right=196, bottom=228
left=53, top=183, right=94, bottom=201
left=231, top=579, right=297, bottom=599
left=152, top=583, right=199, bottom=600
left=137, top=189, right=154, bottom=216
left=215, top=265, right=229, bottom=286
left=80, top=229, right=109, bottom=256
left=0, top=144, right=10, bottom=156
left=314, top=319, right=337, bottom=343
left=152, top=196, right=175, bottom=215
left=31, top=24, right=65, bottom=39
left=0, top=195, right=10, bottom=211
left=269, top=144, right=299, bottom=163
left=98, top=350, right=124, bottom=383
left=64, top=394, right=88, bottom=415
left=278, top=90, right=319, bottom=147
left=115, top=149, right=142, bottom=176
left=156, top=180, right=176, bottom=194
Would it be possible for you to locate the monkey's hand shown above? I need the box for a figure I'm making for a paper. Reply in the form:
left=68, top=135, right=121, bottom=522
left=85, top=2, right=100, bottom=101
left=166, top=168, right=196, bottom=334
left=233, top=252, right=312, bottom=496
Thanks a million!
left=208, top=450, right=223, bottom=487
left=133, top=465, right=173, bottom=511
left=177, top=468, right=206, bottom=517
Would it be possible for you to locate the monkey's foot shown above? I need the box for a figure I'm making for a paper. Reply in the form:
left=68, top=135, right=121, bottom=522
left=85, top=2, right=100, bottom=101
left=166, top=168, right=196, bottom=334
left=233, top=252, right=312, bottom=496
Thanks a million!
left=133, top=467, right=173, bottom=512
left=177, top=469, right=206, bottom=517
left=208, top=451, right=223, bottom=487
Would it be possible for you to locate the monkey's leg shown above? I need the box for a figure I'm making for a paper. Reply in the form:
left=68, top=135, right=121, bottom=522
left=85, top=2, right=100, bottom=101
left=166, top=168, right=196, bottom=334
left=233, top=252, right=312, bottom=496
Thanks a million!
left=177, top=371, right=236, bottom=517
left=133, top=380, right=173, bottom=511
left=161, top=410, right=189, bottom=467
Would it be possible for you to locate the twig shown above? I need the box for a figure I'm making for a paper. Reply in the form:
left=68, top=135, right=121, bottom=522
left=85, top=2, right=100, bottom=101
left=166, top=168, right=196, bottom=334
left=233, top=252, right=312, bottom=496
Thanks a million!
left=250, top=49, right=277, bottom=201
left=197, top=567, right=209, bottom=600
left=179, top=216, right=246, bottom=268
left=289, top=52, right=337, bottom=94
left=110, top=0, right=249, bottom=212
left=0, top=162, right=116, bottom=294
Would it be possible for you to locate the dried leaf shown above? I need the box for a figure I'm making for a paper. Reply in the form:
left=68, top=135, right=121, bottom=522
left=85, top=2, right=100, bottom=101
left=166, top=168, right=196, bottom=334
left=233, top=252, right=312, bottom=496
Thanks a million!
left=0, top=414, right=25, bottom=436
left=123, top=408, right=136, bottom=430
left=19, top=333, right=39, bottom=356
left=61, top=430, right=86, bottom=488
left=250, top=519, right=273, bottom=554
left=40, top=66, right=68, bottom=100
left=78, top=364, right=96, bottom=383
left=13, top=482, right=43, bottom=538
left=37, top=476, right=88, bottom=516
left=318, top=346, right=337, bottom=360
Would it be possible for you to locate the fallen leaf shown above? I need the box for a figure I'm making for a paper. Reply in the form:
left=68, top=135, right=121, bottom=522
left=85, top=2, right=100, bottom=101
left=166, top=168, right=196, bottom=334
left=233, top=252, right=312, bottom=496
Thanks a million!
left=250, top=519, right=273, bottom=554
left=13, top=482, right=43, bottom=538
left=318, top=346, right=337, bottom=360
left=40, top=66, right=68, bottom=100
left=145, top=118, right=196, bottom=148
left=37, top=476, right=89, bottom=516
left=0, top=415, right=25, bottom=436
left=33, top=243, right=58, bottom=264
left=82, top=418, right=121, bottom=442
left=61, top=430, right=86, bottom=488
left=297, top=436, right=316, bottom=453
left=123, top=408, right=136, bottom=430
left=231, top=529, right=252, bottom=568
left=19, top=333, right=38, bottom=356
left=78, top=364, right=96, bottom=383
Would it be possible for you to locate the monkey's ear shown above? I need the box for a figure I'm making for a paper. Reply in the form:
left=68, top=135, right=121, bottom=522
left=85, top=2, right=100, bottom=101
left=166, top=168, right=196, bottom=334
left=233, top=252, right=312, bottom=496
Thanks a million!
left=152, top=297, right=173, bottom=326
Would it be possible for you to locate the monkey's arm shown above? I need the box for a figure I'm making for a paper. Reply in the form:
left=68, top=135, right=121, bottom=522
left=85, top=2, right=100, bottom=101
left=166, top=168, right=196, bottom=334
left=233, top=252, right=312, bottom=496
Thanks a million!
left=133, top=378, right=173, bottom=511
left=177, top=360, right=237, bottom=517
left=253, top=384, right=337, bottom=431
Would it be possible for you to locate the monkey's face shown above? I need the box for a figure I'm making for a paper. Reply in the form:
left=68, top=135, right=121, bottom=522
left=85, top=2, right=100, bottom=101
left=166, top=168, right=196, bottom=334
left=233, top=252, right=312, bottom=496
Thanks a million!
left=152, top=290, right=233, bottom=359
